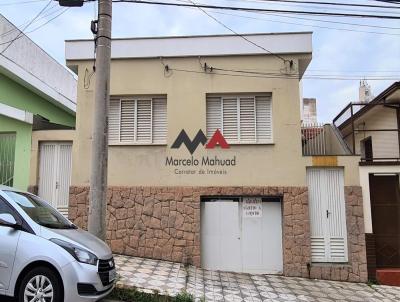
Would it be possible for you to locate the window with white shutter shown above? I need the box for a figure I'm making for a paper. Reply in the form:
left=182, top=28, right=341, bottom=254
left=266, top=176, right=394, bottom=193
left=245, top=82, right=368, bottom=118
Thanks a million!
left=206, top=95, right=273, bottom=144
left=108, top=96, right=167, bottom=145
left=307, top=168, right=348, bottom=263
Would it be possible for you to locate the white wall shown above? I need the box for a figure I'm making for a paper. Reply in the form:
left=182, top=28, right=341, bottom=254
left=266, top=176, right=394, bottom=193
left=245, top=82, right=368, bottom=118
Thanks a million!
left=0, top=15, right=76, bottom=111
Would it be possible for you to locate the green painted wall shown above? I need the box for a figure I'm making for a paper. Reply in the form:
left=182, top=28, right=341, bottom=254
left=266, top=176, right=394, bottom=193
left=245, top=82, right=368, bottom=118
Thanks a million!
left=0, top=73, right=75, bottom=127
left=0, top=115, right=32, bottom=190
left=0, top=72, right=75, bottom=190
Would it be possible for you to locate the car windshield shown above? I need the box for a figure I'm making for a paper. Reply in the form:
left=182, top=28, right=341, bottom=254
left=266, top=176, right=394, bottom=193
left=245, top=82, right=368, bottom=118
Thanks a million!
left=4, top=191, right=76, bottom=229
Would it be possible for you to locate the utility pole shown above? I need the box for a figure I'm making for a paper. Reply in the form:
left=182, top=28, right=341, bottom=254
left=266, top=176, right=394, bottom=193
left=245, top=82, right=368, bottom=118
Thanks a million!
left=87, top=0, right=112, bottom=240
left=60, top=0, right=112, bottom=240
left=58, top=0, right=112, bottom=240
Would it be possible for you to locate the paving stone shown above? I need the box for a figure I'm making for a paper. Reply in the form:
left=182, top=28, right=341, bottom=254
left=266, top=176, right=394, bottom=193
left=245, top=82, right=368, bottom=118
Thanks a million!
left=114, top=254, right=400, bottom=301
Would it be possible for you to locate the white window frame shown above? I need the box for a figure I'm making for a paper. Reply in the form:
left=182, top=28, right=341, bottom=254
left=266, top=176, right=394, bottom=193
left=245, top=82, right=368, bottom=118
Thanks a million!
left=109, top=96, right=167, bottom=145
left=206, top=94, right=273, bottom=144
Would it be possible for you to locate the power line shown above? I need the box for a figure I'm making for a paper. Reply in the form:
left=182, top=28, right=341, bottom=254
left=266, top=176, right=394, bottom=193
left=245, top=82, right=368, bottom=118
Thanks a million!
left=0, top=0, right=52, bottom=54
left=0, top=4, right=63, bottom=39
left=167, top=0, right=400, bottom=29
left=112, top=0, right=400, bottom=19
left=0, top=8, right=69, bottom=46
left=187, top=0, right=289, bottom=63
left=210, top=10, right=400, bottom=36
left=257, top=11, right=400, bottom=30
left=217, top=0, right=400, bottom=15
left=224, top=0, right=400, bottom=10
left=373, top=0, right=400, bottom=5
left=168, top=66, right=400, bottom=80
left=0, top=0, right=47, bottom=6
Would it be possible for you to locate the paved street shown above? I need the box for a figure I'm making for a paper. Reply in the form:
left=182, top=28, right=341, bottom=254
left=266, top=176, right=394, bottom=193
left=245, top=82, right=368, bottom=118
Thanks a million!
left=115, top=255, right=400, bottom=301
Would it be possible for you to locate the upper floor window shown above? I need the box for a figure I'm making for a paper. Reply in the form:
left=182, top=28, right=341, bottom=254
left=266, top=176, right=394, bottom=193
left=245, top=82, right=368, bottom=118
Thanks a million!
left=206, top=95, right=273, bottom=144
left=108, top=96, right=167, bottom=145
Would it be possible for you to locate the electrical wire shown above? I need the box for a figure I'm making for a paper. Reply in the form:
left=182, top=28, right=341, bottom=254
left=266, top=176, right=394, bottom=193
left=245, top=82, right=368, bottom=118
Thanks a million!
left=132, top=0, right=400, bottom=30
left=0, top=6, right=69, bottom=47
left=0, top=5, right=64, bottom=39
left=210, top=10, right=400, bottom=36
left=217, top=0, right=400, bottom=15
left=220, top=0, right=400, bottom=10
left=168, top=66, right=400, bottom=80
left=0, top=0, right=46, bottom=6
left=187, top=0, right=289, bottom=63
left=0, top=0, right=52, bottom=54
left=256, top=11, right=400, bottom=30
left=373, top=0, right=400, bottom=5
left=112, top=0, right=400, bottom=19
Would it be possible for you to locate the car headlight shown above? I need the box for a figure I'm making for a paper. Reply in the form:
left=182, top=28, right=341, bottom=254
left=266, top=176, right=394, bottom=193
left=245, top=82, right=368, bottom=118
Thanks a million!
left=50, top=238, right=98, bottom=266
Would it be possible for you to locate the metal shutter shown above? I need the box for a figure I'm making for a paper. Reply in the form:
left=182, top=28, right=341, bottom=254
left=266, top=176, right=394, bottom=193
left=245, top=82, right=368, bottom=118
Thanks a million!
left=307, top=168, right=348, bottom=263
left=256, top=96, right=273, bottom=142
left=239, top=97, right=256, bottom=142
left=222, top=98, right=239, bottom=142
left=120, top=99, right=135, bottom=142
left=206, top=97, right=222, bottom=138
left=152, top=97, right=167, bottom=144
left=136, top=100, right=152, bottom=143
left=109, top=99, right=121, bottom=143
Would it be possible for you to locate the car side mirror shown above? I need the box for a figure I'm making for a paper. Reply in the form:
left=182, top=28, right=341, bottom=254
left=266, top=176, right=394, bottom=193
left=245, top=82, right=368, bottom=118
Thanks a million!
left=0, top=213, right=18, bottom=228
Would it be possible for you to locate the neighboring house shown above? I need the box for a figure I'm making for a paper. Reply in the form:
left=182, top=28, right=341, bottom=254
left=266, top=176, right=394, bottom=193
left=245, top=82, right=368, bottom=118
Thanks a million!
left=302, top=97, right=317, bottom=124
left=0, top=15, right=76, bottom=215
left=64, top=33, right=368, bottom=282
left=333, top=81, right=400, bottom=284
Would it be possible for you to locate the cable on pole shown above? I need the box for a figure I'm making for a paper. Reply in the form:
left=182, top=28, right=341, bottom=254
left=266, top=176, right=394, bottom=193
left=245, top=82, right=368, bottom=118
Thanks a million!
left=111, top=0, right=400, bottom=19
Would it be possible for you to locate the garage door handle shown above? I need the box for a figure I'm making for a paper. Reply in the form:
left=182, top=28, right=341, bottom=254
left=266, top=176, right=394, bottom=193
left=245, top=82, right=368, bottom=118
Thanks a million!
left=326, top=210, right=331, bottom=218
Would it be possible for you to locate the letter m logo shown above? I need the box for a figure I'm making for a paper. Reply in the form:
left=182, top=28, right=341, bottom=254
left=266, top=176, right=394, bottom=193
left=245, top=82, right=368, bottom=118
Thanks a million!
left=171, top=130, right=208, bottom=154
left=171, top=129, right=229, bottom=154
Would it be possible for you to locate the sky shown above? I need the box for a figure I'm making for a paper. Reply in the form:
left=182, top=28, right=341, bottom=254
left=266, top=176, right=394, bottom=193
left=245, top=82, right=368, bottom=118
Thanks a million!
left=1, top=0, right=399, bottom=122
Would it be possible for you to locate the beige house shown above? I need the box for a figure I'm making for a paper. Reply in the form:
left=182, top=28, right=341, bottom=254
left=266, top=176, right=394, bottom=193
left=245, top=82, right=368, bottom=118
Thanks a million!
left=334, top=82, right=400, bottom=283
left=46, top=33, right=369, bottom=282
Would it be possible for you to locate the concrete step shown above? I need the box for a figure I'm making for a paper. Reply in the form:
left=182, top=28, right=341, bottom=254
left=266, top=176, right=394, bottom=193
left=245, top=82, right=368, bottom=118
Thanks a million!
left=376, top=268, right=400, bottom=286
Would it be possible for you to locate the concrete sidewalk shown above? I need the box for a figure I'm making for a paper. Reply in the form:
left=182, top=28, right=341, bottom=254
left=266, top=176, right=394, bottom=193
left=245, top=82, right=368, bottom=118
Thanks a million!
left=114, top=255, right=400, bottom=301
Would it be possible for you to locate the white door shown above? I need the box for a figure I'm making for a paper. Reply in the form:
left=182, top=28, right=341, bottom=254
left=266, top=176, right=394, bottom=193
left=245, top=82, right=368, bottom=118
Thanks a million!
left=307, top=168, right=348, bottom=262
left=38, top=142, right=72, bottom=217
left=242, top=198, right=283, bottom=274
left=201, top=200, right=242, bottom=272
left=201, top=197, right=283, bottom=274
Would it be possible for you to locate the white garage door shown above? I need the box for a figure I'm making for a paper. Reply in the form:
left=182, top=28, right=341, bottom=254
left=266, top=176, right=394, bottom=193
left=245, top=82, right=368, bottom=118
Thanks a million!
left=201, top=197, right=283, bottom=274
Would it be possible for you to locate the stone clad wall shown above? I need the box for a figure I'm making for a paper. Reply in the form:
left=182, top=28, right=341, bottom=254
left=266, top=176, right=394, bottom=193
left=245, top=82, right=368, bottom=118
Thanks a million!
left=68, top=185, right=367, bottom=282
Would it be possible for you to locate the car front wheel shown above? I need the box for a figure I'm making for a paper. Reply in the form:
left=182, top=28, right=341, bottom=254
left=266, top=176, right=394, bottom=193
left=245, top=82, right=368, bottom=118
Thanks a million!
left=18, top=266, right=63, bottom=302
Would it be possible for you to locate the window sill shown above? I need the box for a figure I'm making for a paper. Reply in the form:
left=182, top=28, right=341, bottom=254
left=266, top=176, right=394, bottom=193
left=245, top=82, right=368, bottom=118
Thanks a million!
left=311, top=262, right=350, bottom=267
left=227, top=142, right=274, bottom=146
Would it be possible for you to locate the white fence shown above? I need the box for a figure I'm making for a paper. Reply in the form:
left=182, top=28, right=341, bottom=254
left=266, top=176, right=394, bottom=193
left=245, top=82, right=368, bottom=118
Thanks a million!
left=0, top=132, right=15, bottom=186
left=302, top=123, right=327, bottom=155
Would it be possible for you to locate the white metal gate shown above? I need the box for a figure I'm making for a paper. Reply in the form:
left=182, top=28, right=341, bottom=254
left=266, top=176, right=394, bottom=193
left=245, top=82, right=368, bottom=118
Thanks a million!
left=201, top=197, right=283, bottom=274
left=0, top=133, right=16, bottom=186
left=38, top=142, right=72, bottom=217
left=307, top=168, right=348, bottom=262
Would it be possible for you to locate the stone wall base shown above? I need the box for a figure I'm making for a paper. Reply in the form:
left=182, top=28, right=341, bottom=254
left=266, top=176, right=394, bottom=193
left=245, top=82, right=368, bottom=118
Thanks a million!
left=68, top=185, right=367, bottom=282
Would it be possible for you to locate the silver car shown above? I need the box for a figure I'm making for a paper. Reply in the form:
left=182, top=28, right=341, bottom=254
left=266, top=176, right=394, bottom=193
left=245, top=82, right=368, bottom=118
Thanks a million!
left=0, top=186, right=116, bottom=302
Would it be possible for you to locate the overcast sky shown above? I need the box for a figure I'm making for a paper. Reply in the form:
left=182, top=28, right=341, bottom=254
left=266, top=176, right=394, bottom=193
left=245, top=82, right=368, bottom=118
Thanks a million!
left=1, top=0, right=399, bottom=122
